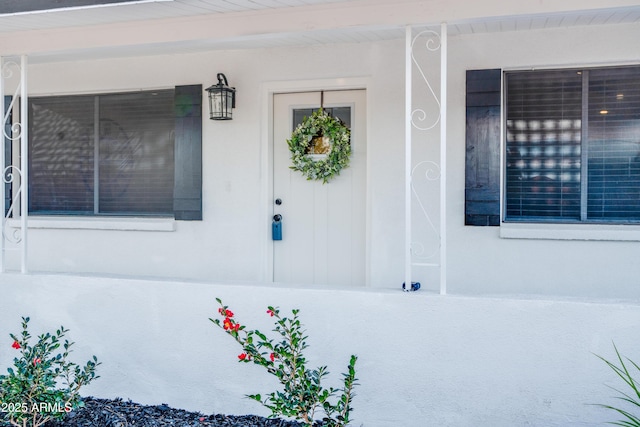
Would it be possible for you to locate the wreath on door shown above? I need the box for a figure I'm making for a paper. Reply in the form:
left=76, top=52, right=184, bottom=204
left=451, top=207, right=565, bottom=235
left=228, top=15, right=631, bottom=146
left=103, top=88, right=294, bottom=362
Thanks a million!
left=287, top=109, right=351, bottom=184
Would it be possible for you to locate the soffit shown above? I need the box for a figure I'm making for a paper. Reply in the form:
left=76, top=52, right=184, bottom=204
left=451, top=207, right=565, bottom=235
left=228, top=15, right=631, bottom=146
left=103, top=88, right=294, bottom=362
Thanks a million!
left=0, top=0, right=353, bottom=31
left=0, top=0, right=639, bottom=62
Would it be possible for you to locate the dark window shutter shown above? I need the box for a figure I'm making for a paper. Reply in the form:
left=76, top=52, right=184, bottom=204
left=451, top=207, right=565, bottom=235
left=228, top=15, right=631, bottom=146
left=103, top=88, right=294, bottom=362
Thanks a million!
left=174, top=85, right=203, bottom=221
left=3, top=96, right=11, bottom=216
left=465, top=69, right=501, bottom=226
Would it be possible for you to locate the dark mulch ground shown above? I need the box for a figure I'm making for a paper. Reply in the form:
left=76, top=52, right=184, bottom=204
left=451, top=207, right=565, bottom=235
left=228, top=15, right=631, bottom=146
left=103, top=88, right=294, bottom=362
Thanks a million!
left=39, top=398, right=311, bottom=427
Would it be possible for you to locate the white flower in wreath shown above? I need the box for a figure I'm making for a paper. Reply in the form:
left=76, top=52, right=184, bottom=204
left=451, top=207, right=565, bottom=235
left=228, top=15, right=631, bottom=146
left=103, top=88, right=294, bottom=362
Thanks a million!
left=286, top=109, right=351, bottom=184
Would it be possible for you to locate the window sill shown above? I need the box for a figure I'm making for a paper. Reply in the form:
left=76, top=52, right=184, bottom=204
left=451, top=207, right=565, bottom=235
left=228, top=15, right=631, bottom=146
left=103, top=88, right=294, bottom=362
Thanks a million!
left=6, top=216, right=176, bottom=232
left=500, top=222, right=640, bottom=242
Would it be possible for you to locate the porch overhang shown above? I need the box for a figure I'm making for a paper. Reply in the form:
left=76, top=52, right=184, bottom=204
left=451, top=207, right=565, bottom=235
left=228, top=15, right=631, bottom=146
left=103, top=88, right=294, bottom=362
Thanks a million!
left=0, top=0, right=639, bottom=62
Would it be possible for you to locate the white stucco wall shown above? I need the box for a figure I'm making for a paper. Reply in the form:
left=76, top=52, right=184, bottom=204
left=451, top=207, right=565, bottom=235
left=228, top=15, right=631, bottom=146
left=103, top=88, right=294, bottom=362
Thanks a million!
left=1, top=5, right=639, bottom=426
left=12, top=39, right=408, bottom=288
left=0, top=273, right=638, bottom=427
left=445, top=23, right=640, bottom=299
left=7, top=20, right=639, bottom=299
left=1, top=6, right=640, bottom=426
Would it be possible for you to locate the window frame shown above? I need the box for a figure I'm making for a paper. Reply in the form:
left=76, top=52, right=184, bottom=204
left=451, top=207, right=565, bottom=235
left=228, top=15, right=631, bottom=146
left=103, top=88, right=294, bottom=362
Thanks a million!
left=28, top=89, right=176, bottom=217
left=502, top=65, right=640, bottom=226
left=16, top=84, right=202, bottom=222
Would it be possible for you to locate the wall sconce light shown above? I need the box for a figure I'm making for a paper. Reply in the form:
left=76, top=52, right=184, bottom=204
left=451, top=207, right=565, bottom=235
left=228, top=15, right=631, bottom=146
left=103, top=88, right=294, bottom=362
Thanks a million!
left=206, top=73, right=236, bottom=120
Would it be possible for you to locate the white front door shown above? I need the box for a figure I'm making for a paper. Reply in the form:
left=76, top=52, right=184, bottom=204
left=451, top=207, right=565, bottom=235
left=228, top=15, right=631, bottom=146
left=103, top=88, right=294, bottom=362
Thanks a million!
left=272, top=90, right=366, bottom=286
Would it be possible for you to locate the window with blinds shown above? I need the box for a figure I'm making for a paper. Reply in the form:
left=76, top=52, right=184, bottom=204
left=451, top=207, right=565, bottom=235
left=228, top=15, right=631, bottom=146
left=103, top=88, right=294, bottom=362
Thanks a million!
left=587, top=67, right=640, bottom=221
left=28, top=89, right=175, bottom=216
left=505, top=66, right=640, bottom=224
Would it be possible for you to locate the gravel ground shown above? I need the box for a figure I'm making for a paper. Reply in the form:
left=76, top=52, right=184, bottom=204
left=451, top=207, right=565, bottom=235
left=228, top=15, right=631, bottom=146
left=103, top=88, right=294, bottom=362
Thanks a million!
left=34, top=397, right=312, bottom=427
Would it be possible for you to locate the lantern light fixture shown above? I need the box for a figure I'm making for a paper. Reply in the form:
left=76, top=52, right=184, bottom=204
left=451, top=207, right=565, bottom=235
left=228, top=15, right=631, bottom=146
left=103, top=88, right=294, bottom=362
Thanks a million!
left=206, top=73, right=236, bottom=120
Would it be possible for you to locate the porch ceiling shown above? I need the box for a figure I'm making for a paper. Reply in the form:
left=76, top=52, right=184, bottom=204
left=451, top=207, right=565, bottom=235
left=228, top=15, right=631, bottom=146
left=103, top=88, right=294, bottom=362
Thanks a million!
left=0, top=0, right=639, bottom=62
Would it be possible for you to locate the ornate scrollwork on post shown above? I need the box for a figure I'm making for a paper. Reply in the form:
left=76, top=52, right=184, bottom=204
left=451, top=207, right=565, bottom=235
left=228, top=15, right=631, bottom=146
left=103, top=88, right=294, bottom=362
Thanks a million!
left=2, top=165, right=22, bottom=244
left=2, top=61, right=23, bottom=142
left=411, top=161, right=441, bottom=264
left=410, top=29, right=442, bottom=268
left=1, top=57, right=25, bottom=254
left=410, top=29, right=441, bottom=131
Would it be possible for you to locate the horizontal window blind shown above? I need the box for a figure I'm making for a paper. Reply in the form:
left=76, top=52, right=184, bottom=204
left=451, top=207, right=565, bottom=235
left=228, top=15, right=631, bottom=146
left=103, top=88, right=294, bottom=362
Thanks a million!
left=29, top=96, right=95, bottom=214
left=505, top=70, right=583, bottom=221
left=29, top=90, right=175, bottom=216
left=587, top=67, right=640, bottom=221
left=505, top=65, right=640, bottom=224
left=98, top=91, right=174, bottom=215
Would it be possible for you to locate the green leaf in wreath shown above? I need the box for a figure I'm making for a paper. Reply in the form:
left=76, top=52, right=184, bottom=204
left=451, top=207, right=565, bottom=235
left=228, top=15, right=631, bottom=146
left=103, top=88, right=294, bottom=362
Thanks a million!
left=286, top=109, right=351, bottom=183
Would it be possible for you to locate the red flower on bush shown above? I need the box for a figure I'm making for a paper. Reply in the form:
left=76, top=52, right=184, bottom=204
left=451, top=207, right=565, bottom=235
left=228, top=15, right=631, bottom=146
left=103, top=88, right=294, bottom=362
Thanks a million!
left=218, top=307, right=234, bottom=318
left=212, top=298, right=359, bottom=427
left=223, top=318, right=233, bottom=331
left=11, top=340, right=20, bottom=349
left=33, top=357, right=41, bottom=366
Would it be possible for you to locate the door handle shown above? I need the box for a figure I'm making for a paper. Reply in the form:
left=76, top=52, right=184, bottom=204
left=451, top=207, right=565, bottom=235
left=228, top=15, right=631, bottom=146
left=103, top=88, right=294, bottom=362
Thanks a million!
left=272, top=214, right=283, bottom=240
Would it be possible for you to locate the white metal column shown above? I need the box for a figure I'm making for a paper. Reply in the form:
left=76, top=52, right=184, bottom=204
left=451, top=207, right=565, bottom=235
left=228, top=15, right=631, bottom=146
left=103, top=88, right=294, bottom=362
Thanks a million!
left=404, top=24, right=447, bottom=295
left=0, top=55, right=28, bottom=273
left=0, top=62, right=4, bottom=273
left=439, top=23, right=447, bottom=295
left=1, top=61, right=4, bottom=273
left=404, top=26, right=413, bottom=292
left=20, top=55, right=28, bottom=273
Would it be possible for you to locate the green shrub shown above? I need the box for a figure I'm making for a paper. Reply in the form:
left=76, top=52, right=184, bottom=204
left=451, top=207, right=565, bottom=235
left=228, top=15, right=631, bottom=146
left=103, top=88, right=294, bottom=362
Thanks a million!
left=211, top=299, right=358, bottom=426
left=595, top=343, right=640, bottom=427
left=0, top=317, right=100, bottom=427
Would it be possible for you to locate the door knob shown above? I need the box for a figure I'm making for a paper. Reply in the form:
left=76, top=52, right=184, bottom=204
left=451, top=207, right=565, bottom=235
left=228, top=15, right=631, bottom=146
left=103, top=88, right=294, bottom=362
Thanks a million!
left=275, top=198, right=282, bottom=205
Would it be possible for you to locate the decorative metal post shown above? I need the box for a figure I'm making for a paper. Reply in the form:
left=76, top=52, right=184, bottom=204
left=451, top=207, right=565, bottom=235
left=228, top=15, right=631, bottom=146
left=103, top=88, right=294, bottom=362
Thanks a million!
left=404, top=25, right=413, bottom=292
left=405, top=24, right=448, bottom=295
left=0, top=55, right=28, bottom=273
left=1, top=60, right=4, bottom=273
left=20, top=55, right=27, bottom=274
left=439, top=23, right=447, bottom=295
